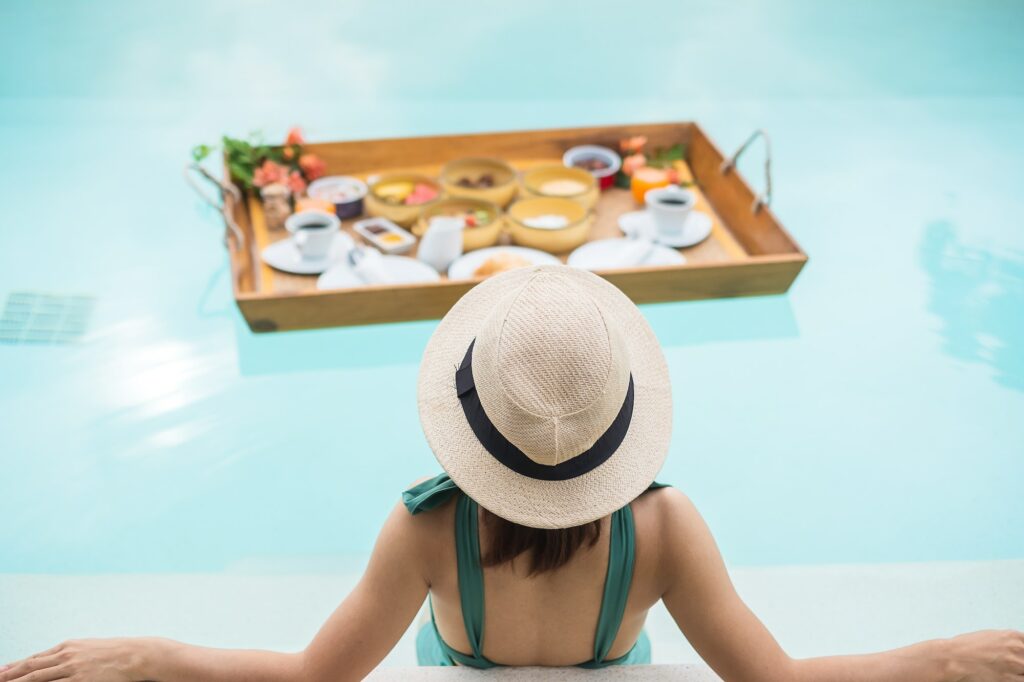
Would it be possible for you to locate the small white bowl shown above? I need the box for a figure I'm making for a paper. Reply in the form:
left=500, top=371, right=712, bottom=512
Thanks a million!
left=562, top=145, right=621, bottom=189
left=307, top=176, right=368, bottom=219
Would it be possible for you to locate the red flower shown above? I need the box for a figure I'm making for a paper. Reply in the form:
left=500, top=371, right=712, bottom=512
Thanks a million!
left=620, top=136, right=648, bottom=154
left=287, top=170, right=308, bottom=195
left=252, top=159, right=288, bottom=188
left=299, top=153, right=327, bottom=181
left=285, top=127, right=304, bottom=146
left=621, top=153, right=647, bottom=177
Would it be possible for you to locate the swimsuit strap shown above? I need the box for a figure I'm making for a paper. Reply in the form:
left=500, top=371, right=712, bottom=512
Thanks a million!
left=454, top=493, right=488, bottom=661
left=584, top=480, right=670, bottom=668
left=403, top=473, right=459, bottom=515
left=591, top=504, right=635, bottom=663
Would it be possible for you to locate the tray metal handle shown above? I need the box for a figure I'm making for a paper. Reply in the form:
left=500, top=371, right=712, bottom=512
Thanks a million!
left=720, top=129, right=772, bottom=213
left=184, top=162, right=245, bottom=248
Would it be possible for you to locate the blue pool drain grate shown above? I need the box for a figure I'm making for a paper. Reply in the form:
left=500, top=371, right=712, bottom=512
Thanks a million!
left=0, top=292, right=95, bottom=344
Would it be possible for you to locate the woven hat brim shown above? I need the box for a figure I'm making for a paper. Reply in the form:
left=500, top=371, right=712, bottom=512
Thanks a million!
left=417, top=265, right=672, bottom=529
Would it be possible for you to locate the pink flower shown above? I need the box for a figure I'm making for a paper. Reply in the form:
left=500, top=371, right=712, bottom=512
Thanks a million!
left=621, top=153, right=647, bottom=177
left=285, top=127, right=304, bottom=146
left=299, top=153, right=327, bottom=181
left=287, top=170, right=308, bottom=195
left=282, top=146, right=296, bottom=161
left=619, top=136, right=648, bottom=154
left=252, top=159, right=288, bottom=188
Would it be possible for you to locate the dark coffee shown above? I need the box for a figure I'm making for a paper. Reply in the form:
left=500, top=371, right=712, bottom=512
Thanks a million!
left=658, top=197, right=690, bottom=206
left=299, top=221, right=330, bottom=230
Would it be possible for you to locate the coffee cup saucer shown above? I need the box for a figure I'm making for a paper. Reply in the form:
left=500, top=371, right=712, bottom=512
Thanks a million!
left=260, top=232, right=354, bottom=275
left=618, top=209, right=712, bottom=248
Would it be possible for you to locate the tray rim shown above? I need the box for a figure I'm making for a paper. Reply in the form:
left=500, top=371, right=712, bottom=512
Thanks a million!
left=232, top=252, right=808, bottom=302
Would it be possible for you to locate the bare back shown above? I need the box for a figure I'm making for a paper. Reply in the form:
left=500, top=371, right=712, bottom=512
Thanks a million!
left=418, top=487, right=673, bottom=667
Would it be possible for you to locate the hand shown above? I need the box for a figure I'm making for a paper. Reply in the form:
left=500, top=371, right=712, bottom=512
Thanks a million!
left=0, top=638, right=146, bottom=682
left=942, top=630, right=1024, bottom=681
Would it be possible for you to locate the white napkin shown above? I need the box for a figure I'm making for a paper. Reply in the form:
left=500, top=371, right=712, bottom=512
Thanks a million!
left=616, top=238, right=656, bottom=267
left=351, top=248, right=393, bottom=285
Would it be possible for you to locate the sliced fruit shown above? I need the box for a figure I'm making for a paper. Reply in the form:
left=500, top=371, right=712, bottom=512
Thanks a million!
left=375, top=182, right=414, bottom=201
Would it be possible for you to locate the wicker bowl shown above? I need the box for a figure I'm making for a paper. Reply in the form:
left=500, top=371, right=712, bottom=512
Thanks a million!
left=520, top=165, right=598, bottom=211
left=506, top=197, right=593, bottom=254
left=365, top=174, right=443, bottom=227
left=440, top=158, right=518, bottom=207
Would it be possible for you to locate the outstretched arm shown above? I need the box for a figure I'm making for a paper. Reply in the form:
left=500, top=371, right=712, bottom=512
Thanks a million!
left=0, top=499, right=429, bottom=682
left=658, top=488, right=1024, bottom=682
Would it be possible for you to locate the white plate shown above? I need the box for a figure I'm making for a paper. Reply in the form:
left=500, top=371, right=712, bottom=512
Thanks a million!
left=261, top=233, right=354, bottom=275
left=447, top=246, right=562, bottom=280
left=317, top=255, right=440, bottom=289
left=618, top=209, right=713, bottom=248
left=568, top=238, right=686, bottom=271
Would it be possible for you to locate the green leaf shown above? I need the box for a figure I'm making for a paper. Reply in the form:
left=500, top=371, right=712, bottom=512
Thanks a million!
left=227, top=160, right=254, bottom=189
left=647, top=142, right=688, bottom=169
left=191, top=144, right=213, bottom=162
left=663, top=143, right=685, bottom=161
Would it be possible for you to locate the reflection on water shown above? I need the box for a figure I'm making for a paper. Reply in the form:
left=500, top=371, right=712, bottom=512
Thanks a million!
left=919, top=220, right=1024, bottom=391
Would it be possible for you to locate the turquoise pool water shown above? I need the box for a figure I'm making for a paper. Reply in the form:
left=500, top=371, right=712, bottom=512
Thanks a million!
left=1, top=0, right=1022, bottom=575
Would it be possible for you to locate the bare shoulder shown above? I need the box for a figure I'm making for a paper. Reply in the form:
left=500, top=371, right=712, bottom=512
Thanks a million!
left=633, top=487, right=713, bottom=577
left=634, top=485, right=701, bottom=527
left=377, top=477, right=457, bottom=576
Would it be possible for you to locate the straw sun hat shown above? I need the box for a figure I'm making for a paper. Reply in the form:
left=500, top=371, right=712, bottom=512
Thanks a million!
left=418, top=265, right=672, bottom=529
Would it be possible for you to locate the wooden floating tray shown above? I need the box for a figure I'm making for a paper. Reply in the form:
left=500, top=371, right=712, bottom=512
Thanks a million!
left=224, top=122, right=807, bottom=332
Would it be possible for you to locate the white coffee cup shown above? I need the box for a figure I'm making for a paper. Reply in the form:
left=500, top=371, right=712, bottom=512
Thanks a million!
left=644, top=185, right=696, bottom=241
left=285, top=210, right=341, bottom=260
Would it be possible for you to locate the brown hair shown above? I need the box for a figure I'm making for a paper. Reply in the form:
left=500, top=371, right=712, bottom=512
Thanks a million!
left=480, top=508, right=601, bottom=575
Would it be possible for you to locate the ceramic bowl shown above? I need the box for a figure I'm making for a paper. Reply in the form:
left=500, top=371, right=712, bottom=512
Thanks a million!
left=440, top=158, right=518, bottom=207
left=415, top=197, right=504, bottom=252
left=562, top=145, right=621, bottom=190
left=520, top=165, right=599, bottom=210
left=365, top=174, right=443, bottom=227
left=307, top=176, right=368, bottom=219
left=506, top=197, right=593, bottom=254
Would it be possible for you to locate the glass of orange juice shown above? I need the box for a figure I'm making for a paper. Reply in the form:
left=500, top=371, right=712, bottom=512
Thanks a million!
left=630, top=167, right=671, bottom=204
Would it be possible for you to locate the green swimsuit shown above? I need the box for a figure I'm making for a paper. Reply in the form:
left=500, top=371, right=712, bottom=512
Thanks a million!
left=403, top=473, right=667, bottom=668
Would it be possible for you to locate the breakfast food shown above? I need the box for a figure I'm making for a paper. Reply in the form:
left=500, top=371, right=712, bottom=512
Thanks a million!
left=572, top=156, right=611, bottom=172
left=539, top=179, right=588, bottom=196
left=353, top=217, right=416, bottom=254
left=306, top=176, right=369, bottom=218
left=319, top=184, right=361, bottom=203
left=430, top=208, right=493, bottom=229
left=523, top=214, right=569, bottom=229
left=374, top=181, right=439, bottom=206
left=630, top=167, right=672, bottom=204
left=295, top=197, right=336, bottom=214
left=562, top=146, right=621, bottom=190
left=472, top=252, right=532, bottom=278
left=455, top=174, right=497, bottom=189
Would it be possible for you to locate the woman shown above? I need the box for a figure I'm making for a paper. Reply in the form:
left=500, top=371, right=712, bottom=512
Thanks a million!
left=3, top=266, right=1021, bottom=682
